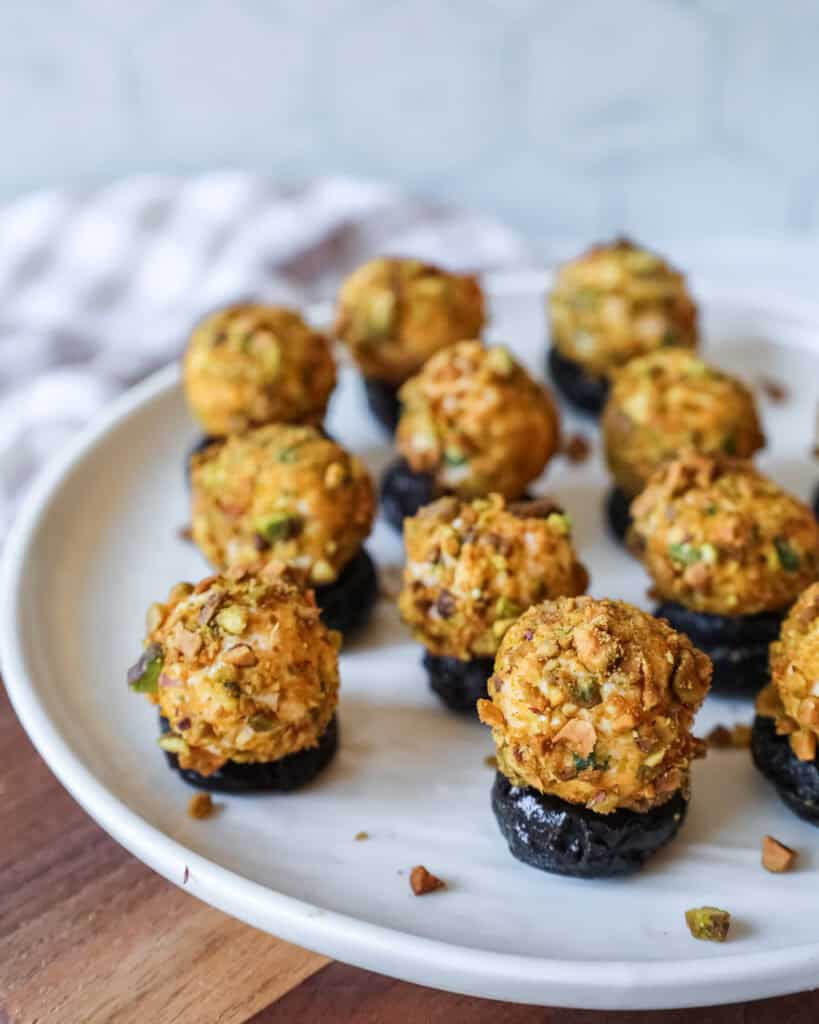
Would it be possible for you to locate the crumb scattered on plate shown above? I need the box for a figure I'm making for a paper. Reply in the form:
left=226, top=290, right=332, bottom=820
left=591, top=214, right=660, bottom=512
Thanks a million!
left=188, top=793, right=215, bottom=820
left=706, top=723, right=751, bottom=749
left=484, top=754, right=497, bottom=769
left=355, top=831, right=369, bottom=841
left=762, top=835, right=797, bottom=873
left=685, top=906, right=731, bottom=942
left=410, top=865, right=445, bottom=896
left=758, top=377, right=788, bottom=403
left=563, top=432, right=591, bottom=464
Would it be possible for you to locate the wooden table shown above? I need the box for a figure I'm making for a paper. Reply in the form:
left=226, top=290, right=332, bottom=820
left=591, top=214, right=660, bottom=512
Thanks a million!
left=2, top=683, right=817, bottom=1024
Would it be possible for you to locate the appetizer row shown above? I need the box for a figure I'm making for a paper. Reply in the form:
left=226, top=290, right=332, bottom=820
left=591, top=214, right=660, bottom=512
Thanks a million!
left=126, top=567, right=819, bottom=879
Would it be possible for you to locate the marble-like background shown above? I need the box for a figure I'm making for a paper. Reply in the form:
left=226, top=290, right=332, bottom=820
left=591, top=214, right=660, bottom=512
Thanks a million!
left=1, top=1, right=816, bottom=240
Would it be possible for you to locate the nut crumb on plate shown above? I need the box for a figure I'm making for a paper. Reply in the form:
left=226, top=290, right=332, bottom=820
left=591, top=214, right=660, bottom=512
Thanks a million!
left=563, top=433, right=591, bottom=464
left=762, top=835, right=797, bottom=873
left=685, top=906, right=731, bottom=942
left=188, top=793, right=215, bottom=820
left=706, top=723, right=752, bottom=749
left=758, top=377, right=788, bottom=403
left=355, top=831, right=369, bottom=841
left=410, top=865, right=445, bottom=896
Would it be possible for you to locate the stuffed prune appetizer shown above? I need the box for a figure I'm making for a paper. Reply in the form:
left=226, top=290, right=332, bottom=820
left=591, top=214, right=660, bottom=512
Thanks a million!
left=182, top=303, right=336, bottom=463
left=127, top=572, right=341, bottom=792
left=333, top=257, right=485, bottom=433
left=190, top=424, right=377, bottom=636
left=752, top=583, right=819, bottom=825
left=602, top=350, right=764, bottom=542
left=548, top=239, right=698, bottom=415
left=630, top=453, right=819, bottom=697
left=399, top=494, right=588, bottom=713
left=383, top=340, right=560, bottom=530
left=478, top=597, right=711, bottom=877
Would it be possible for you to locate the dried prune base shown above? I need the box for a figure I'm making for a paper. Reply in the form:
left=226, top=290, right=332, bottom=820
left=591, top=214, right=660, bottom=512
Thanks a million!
left=655, top=601, right=784, bottom=698
left=423, top=651, right=494, bottom=715
left=363, top=376, right=401, bottom=435
left=185, top=434, right=222, bottom=486
left=605, top=485, right=633, bottom=545
left=380, top=457, right=438, bottom=532
left=314, top=548, right=378, bottom=638
left=813, top=482, right=819, bottom=521
left=547, top=345, right=609, bottom=416
left=751, top=714, right=819, bottom=826
left=491, top=772, right=688, bottom=878
left=159, top=714, right=338, bottom=793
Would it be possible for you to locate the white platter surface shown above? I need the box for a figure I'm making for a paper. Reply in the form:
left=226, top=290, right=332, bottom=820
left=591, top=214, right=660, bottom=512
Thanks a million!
left=3, top=271, right=819, bottom=1009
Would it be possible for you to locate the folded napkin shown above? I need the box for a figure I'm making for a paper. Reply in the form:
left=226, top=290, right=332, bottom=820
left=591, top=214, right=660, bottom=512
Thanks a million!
left=0, top=172, right=532, bottom=540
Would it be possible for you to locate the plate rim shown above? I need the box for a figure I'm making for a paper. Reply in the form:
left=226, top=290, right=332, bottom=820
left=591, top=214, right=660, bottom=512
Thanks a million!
left=3, top=270, right=819, bottom=1010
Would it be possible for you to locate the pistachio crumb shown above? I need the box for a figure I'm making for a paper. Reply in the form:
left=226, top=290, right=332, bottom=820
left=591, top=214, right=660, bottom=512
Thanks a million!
left=354, top=831, right=369, bottom=841
left=410, top=865, right=445, bottom=896
left=762, top=835, right=797, bottom=873
left=563, top=432, right=591, bottom=464
left=685, top=906, right=731, bottom=942
left=484, top=754, right=498, bottom=769
left=188, top=793, right=215, bottom=820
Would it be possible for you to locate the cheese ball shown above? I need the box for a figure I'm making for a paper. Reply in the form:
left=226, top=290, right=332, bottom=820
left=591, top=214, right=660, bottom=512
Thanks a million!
left=190, top=425, right=375, bottom=585
left=602, top=350, right=765, bottom=499
left=133, top=572, right=340, bottom=775
left=183, top=304, right=336, bottom=436
left=396, top=340, right=560, bottom=500
left=763, top=583, right=819, bottom=760
left=478, top=597, right=712, bottom=814
left=549, top=239, right=698, bottom=377
left=333, top=257, right=485, bottom=384
left=630, top=453, right=819, bottom=616
left=400, top=494, right=588, bottom=660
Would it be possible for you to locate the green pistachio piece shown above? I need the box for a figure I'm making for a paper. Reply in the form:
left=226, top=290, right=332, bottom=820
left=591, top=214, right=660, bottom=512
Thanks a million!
left=774, top=537, right=801, bottom=572
left=158, top=734, right=189, bottom=755
left=257, top=513, right=303, bottom=543
left=127, top=644, right=163, bottom=694
left=495, top=596, right=522, bottom=619
left=685, top=906, right=731, bottom=942
left=248, top=713, right=275, bottom=732
left=669, top=542, right=701, bottom=566
left=443, top=448, right=468, bottom=467
left=573, top=750, right=609, bottom=772
left=216, top=605, right=248, bottom=635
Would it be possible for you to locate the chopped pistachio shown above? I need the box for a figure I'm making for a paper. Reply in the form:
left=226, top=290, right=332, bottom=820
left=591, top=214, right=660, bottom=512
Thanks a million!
left=127, top=644, right=163, bottom=694
left=569, top=675, right=601, bottom=708
left=546, top=511, right=571, bottom=535
left=685, top=906, right=731, bottom=942
left=488, top=347, right=515, bottom=376
left=311, top=559, right=336, bottom=584
left=495, top=596, right=522, bottom=620
left=257, top=512, right=303, bottom=543
left=774, top=536, right=801, bottom=572
left=669, top=542, right=701, bottom=566
left=158, top=734, right=189, bottom=755
left=248, top=713, right=275, bottom=732
left=216, top=604, right=248, bottom=635
left=443, top=447, right=468, bottom=467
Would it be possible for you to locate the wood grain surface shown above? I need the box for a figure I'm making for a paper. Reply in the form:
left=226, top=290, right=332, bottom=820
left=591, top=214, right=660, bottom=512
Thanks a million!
left=0, top=684, right=326, bottom=1024
left=2, top=680, right=817, bottom=1023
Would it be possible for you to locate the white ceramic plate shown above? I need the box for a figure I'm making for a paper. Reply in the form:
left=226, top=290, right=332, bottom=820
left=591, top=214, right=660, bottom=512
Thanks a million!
left=3, top=271, right=819, bottom=1011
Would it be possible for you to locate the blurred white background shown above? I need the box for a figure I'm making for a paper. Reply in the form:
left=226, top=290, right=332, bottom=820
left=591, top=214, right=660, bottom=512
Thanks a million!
left=2, top=1, right=816, bottom=242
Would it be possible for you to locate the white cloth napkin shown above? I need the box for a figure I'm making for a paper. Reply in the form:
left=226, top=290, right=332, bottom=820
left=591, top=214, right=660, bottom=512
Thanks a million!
left=0, top=172, right=532, bottom=539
